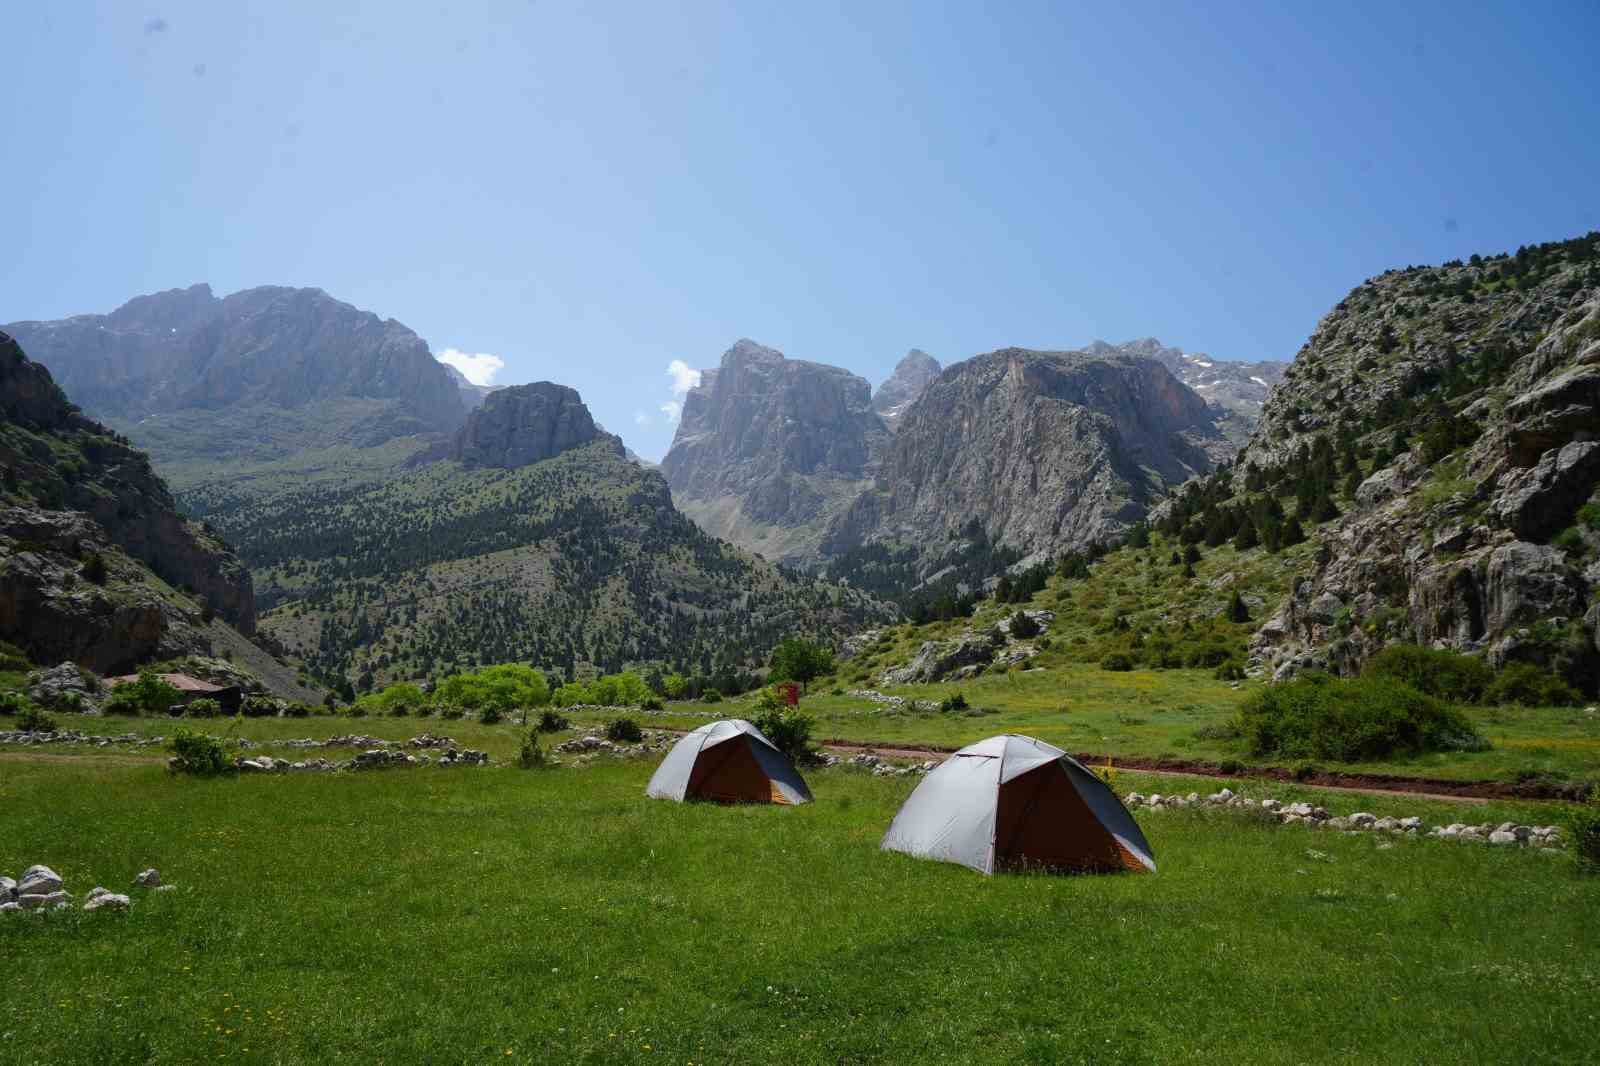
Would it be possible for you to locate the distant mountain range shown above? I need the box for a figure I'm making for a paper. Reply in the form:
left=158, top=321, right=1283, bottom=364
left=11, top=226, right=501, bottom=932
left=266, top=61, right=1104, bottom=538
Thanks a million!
left=660, top=335, right=1271, bottom=574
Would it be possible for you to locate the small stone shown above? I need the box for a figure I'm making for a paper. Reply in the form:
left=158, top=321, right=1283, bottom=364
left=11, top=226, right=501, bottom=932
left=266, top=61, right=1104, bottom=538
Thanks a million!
left=1148, top=794, right=1165, bottom=807
left=1399, top=817, right=1422, bottom=831
left=134, top=869, right=161, bottom=888
left=1348, top=813, right=1377, bottom=828
left=1261, top=799, right=1281, bottom=812
left=153, top=884, right=177, bottom=893
left=1373, top=817, right=1399, bottom=832
left=0, top=901, right=20, bottom=913
left=1125, top=793, right=1145, bottom=806
left=1512, top=826, right=1533, bottom=841
left=83, top=892, right=130, bottom=912
left=0, top=876, right=15, bottom=903
left=17, top=894, right=49, bottom=910
left=1488, top=830, right=1518, bottom=846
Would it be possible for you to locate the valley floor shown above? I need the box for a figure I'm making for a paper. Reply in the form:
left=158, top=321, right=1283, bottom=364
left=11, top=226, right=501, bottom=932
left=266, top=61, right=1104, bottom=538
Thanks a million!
left=3, top=735, right=1599, bottom=1064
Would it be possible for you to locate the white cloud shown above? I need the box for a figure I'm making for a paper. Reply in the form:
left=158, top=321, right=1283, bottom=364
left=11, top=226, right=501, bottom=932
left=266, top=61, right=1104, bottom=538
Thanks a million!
left=660, top=400, right=683, bottom=423
left=634, top=411, right=654, bottom=427
left=437, top=348, right=505, bottom=387
left=667, top=359, right=701, bottom=396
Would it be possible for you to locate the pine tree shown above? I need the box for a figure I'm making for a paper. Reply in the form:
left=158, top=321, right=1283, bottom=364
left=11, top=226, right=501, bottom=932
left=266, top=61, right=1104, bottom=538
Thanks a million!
left=1228, top=590, right=1250, bottom=623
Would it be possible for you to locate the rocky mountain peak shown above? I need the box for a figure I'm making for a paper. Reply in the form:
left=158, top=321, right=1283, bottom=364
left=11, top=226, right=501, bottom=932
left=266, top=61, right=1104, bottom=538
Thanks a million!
left=873, top=349, right=943, bottom=428
left=450, top=381, right=619, bottom=469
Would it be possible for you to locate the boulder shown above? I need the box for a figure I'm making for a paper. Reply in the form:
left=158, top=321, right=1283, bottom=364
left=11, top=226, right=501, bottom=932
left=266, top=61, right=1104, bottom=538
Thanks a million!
left=881, top=629, right=1003, bottom=684
left=1493, top=441, right=1600, bottom=541
left=1504, top=366, right=1600, bottom=465
left=1484, top=541, right=1584, bottom=641
left=18, top=865, right=62, bottom=896
left=0, top=875, right=14, bottom=902
left=84, top=891, right=130, bottom=912
left=1488, top=830, right=1518, bottom=846
left=26, top=662, right=101, bottom=711
left=133, top=868, right=161, bottom=888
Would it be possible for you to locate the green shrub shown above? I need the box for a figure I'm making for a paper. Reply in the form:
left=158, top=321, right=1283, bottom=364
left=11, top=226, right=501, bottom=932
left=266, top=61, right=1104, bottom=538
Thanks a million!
left=241, top=696, right=280, bottom=718
left=478, top=706, right=504, bottom=725
left=700, top=689, right=723, bottom=704
left=640, top=696, right=664, bottom=712
left=283, top=702, right=312, bottom=718
left=1563, top=792, right=1600, bottom=874
left=184, top=697, right=222, bottom=719
left=752, top=707, right=817, bottom=765
left=1363, top=645, right=1492, bottom=703
left=0, top=640, right=31, bottom=672
left=17, top=705, right=57, bottom=732
left=536, top=708, right=570, bottom=733
left=1007, top=610, right=1041, bottom=640
left=516, top=729, right=552, bottom=770
left=1100, top=652, right=1134, bottom=672
left=81, top=551, right=108, bottom=586
left=1235, top=673, right=1486, bottom=762
left=939, top=692, right=970, bottom=713
left=0, top=691, right=33, bottom=716
left=105, top=669, right=181, bottom=716
left=605, top=717, right=643, bottom=743
left=1213, top=658, right=1247, bottom=681
left=1484, top=662, right=1582, bottom=707
left=167, top=727, right=232, bottom=776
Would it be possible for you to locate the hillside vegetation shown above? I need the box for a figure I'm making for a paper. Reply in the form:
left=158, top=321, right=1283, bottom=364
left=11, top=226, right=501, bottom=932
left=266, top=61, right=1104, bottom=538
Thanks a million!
left=185, top=440, right=891, bottom=693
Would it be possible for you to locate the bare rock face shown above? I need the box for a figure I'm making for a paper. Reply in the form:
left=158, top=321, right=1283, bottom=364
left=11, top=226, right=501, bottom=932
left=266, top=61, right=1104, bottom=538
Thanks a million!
left=1085, top=338, right=1287, bottom=425
left=872, top=350, right=942, bottom=429
left=1245, top=249, right=1600, bottom=687
left=660, top=340, right=890, bottom=564
left=826, top=349, right=1226, bottom=563
left=0, top=332, right=255, bottom=647
left=450, top=382, right=618, bottom=469
left=4, top=284, right=466, bottom=457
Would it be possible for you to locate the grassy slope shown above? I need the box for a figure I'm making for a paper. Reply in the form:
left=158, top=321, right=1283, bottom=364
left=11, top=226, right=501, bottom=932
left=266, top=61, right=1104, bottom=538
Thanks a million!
left=2, top=757, right=1596, bottom=1065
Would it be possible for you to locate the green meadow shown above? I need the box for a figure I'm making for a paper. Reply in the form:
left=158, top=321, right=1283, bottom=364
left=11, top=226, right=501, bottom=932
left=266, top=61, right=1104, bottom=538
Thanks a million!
left=3, top=752, right=1598, bottom=1065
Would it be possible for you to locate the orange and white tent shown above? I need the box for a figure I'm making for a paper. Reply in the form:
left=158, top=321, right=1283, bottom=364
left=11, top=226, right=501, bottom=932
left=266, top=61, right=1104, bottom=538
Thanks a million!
left=646, top=719, right=813, bottom=805
left=881, top=734, right=1154, bottom=875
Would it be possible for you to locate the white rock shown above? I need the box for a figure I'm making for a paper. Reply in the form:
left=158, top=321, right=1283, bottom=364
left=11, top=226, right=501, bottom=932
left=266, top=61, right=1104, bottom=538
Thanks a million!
left=133, top=869, right=161, bottom=888
left=1261, top=799, right=1281, bottom=812
left=0, top=875, right=15, bottom=902
left=1399, top=817, right=1422, bottom=831
left=1488, top=830, right=1518, bottom=846
left=1217, top=788, right=1235, bottom=802
left=153, top=884, right=177, bottom=893
left=1148, top=794, right=1164, bottom=807
left=17, top=894, right=49, bottom=910
left=1348, top=813, right=1377, bottom=828
left=1373, top=817, right=1399, bottom=832
left=83, top=892, right=129, bottom=912
left=1125, top=793, right=1145, bottom=806
left=17, top=866, right=62, bottom=896
left=0, top=901, right=20, bottom=913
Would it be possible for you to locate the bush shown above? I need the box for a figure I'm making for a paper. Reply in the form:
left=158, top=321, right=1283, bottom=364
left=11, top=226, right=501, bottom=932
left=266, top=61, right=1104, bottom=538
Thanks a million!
left=0, top=691, right=32, bottom=716
left=1213, top=658, right=1246, bottom=681
left=640, top=697, right=664, bottom=712
left=939, top=692, right=970, bottom=713
left=1100, top=652, right=1134, bottom=672
left=283, top=702, right=312, bottom=718
left=1484, top=662, right=1582, bottom=707
left=1235, top=674, right=1486, bottom=762
left=241, top=696, right=280, bottom=718
left=478, top=706, right=504, bottom=725
left=1007, top=610, right=1041, bottom=640
left=517, top=729, right=553, bottom=770
left=167, top=727, right=232, bottom=776
left=1363, top=645, right=1493, bottom=703
left=105, top=668, right=181, bottom=716
left=536, top=708, right=570, bottom=733
left=605, top=717, right=643, bottom=743
left=752, top=707, right=817, bottom=765
left=81, top=552, right=108, bottom=586
left=184, top=697, right=222, bottom=719
left=17, top=705, right=57, bottom=732
left=1563, top=791, right=1600, bottom=874
left=700, top=689, right=723, bottom=704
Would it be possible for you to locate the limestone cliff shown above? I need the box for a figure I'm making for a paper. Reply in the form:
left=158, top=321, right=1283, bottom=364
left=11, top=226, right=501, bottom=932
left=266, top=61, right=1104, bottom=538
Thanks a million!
left=451, top=382, right=619, bottom=469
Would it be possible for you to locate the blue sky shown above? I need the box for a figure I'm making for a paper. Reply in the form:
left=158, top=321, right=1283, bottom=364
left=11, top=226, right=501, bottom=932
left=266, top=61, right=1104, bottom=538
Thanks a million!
left=4, top=2, right=1597, bottom=460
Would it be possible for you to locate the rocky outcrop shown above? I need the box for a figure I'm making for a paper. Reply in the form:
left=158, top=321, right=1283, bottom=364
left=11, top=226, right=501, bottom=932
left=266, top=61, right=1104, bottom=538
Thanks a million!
left=0, top=332, right=255, bottom=638
left=450, top=382, right=618, bottom=469
left=872, top=349, right=942, bottom=429
left=826, top=349, right=1227, bottom=564
left=1244, top=240, right=1600, bottom=688
left=439, top=360, right=502, bottom=411
left=661, top=339, right=890, bottom=564
left=5, top=284, right=467, bottom=456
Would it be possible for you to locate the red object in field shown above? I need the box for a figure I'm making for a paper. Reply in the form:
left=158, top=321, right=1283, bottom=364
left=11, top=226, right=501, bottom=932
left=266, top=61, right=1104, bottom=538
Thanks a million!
left=777, top=682, right=800, bottom=706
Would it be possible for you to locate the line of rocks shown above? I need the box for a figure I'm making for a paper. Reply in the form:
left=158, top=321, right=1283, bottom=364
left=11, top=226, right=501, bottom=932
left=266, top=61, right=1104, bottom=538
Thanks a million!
left=553, top=731, right=676, bottom=760
left=815, top=752, right=939, bottom=777
left=1125, top=789, right=1566, bottom=850
left=235, top=747, right=490, bottom=773
left=0, top=729, right=167, bottom=747
left=1, top=865, right=173, bottom=915
left=845, top=690, right=939, bottom=712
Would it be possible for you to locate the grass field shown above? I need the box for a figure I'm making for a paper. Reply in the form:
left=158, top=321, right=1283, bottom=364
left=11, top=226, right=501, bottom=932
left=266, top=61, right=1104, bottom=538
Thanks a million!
left=3, top=754, right=1598, bottom=1065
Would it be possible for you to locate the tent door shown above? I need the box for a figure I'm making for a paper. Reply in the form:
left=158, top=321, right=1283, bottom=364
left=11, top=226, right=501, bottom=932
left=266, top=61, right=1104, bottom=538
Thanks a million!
left=994, top=762, right=1129, bottom=872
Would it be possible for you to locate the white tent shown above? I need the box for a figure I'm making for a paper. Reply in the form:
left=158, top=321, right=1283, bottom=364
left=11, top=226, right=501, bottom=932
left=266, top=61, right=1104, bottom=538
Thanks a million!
left=881, top=734, right=1155, bottom=875
left=646, top=719, right=813, bottom=805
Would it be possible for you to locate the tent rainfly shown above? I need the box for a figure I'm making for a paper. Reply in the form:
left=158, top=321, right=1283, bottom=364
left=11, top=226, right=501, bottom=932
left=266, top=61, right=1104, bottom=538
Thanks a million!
left=646, top=719, right=813, bottom=805
left=881, top=734, right=1155, bottom=875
